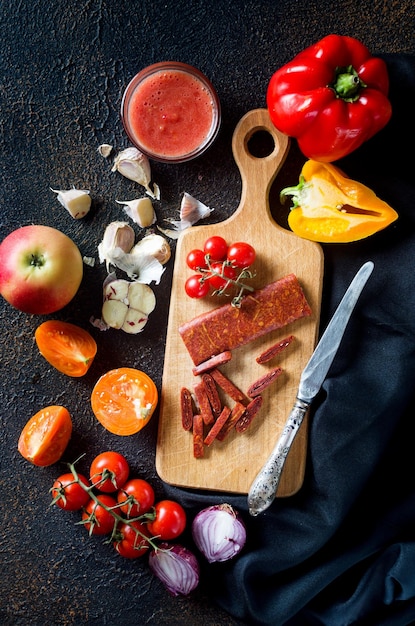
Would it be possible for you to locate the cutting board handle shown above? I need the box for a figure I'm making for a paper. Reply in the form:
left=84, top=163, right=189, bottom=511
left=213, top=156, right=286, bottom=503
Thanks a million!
left=231, top=108, right=290, bottom=225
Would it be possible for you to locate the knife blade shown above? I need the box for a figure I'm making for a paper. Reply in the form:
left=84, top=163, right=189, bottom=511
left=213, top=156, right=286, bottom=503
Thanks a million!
left=247, top=260, right=374, bottom=516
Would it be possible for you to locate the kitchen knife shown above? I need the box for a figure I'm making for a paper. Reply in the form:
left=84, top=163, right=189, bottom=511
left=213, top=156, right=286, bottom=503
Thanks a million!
left=247, top=260, right=374, bottom=516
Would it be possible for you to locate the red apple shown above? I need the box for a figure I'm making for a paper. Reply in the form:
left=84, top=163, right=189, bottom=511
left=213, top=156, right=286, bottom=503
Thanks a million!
left=0, top=225, right=83, bottom=314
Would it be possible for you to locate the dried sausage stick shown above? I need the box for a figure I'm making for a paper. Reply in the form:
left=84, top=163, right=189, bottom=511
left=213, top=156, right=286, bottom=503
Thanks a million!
left=180, top=387, right=194, bottom=431
left=192, top=351, right=232, bottom=376
left=204, top=405, right=232, bottom=446
left=202, top=373, right=222, bottom=417
left=193, top=413, right=205, bottom=458
left=216, top=401, right=246, bottom=441
left=247, top=367, right=283, bottom=398
left=256, top=335, right=294, bottom=364
left=210, top=368, right=248, bottom=404
left=235, top=396, right=264, bottom=433
left=194, top=382, right=215, bottom=426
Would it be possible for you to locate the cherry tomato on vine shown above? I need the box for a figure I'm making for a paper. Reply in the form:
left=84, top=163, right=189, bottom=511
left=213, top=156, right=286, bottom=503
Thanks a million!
left=186, top=248, right=207, bottom=271
left=208, top=262, right=237, bottom=290
left=114, top=520, right=150, bottom=559
left=203, top=236, right=228, bottom=261
left=227, top=241, right=256, bottom=268
left=117, top=478, right=155, bottom=517
left=51, top=472, right=91, bottom=511
left=147, top=500, right=187, bottom=540
left=82, top=494, right=118, bottom=535
left=184, top=275, right=210, bottom=299
left=89, top=451, right=130, bottom=493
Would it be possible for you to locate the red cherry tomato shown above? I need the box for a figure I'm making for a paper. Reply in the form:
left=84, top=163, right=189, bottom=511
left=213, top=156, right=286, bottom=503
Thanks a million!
left=209, top=262, right=237, bottom=290
left=227, top=241, right=256, bottom=268
left=51, top=472, right=91, bottom=511
left=147, top=500, right=187, bottom=540
left=114, top=520, right=150, bottom=559
left=185, top=275, right=210, bottom=299
left=186, top=249, right=207, bottom=271
left=203, top=236, right=228, bottom=261
left=117, top=478, right=155, bottom=517
left=82, top=494, right=118, bottom=535
left=89, top=451, right=130, bottom=493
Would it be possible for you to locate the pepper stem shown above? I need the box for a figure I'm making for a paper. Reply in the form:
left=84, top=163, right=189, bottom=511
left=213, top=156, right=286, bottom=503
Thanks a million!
left=329, top=65, right=367, bottom=102
left=280, top=175, right=307, bottom=208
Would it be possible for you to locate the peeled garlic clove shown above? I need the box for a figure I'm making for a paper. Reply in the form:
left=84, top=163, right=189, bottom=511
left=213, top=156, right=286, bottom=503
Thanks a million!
left=101, top=278, right=156, bottom=334
left=116, top=197, right=156, bottom=228
left=97, top=221, right=135, bottom=271
left=130, top=233, right=171, bottom=265
left=51, top=188, right=91, bottom=219
left=111, top=147, right=159, bottom=200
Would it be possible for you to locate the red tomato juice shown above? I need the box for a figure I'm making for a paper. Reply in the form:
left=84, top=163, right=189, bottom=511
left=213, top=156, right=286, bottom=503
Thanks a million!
left=127, top=69, right=216, bottom=159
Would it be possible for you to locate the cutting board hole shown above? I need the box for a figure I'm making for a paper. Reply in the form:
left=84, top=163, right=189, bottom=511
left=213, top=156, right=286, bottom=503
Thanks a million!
left=247, top=129, right=275, bottom=158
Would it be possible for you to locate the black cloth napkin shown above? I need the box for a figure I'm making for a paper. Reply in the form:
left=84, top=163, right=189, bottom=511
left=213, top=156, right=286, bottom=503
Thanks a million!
left=165, top=54, right=415, bottom=626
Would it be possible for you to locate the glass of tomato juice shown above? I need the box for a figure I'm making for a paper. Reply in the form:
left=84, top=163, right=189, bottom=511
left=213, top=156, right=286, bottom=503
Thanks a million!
left=121, top=61, right=221, bottom=163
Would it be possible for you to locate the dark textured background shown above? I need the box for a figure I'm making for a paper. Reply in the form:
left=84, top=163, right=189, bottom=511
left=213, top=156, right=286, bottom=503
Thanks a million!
left=1, top=2, right=414, bottom=625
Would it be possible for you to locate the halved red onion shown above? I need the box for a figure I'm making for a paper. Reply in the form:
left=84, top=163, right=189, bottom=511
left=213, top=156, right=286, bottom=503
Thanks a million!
left=191, top=503, right=246, bottom=563
left=148, top=543, right=200, bottom=596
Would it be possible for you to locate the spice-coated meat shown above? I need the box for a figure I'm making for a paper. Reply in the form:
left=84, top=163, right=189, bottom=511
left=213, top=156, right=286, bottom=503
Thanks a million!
left=179, top=274, right=312, bottom=365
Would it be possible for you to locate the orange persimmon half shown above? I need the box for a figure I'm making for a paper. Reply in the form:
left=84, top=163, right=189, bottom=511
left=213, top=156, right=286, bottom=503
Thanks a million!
left=35, top=320, right=97, bottom=377
left=91, top=367, right=158, bottom=436
left=18, top=405, right=72, bottom=466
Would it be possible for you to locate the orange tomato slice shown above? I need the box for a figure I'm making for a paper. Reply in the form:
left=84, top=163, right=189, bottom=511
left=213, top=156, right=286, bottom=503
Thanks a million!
left=35, top=320, right=97, bottom=377
left=91, top=368, right=158, bottom=436
left=18, top=405, right=72, bottom=466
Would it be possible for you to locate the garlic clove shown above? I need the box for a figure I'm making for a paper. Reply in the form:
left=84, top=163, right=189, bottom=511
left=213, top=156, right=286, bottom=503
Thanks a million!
left=116, top=197, right=156, bottom=228
left=111, top=147, right=160, bottom=200
left=102, top=299, right=128, bottom=329
left=98, top=143, right=113, bottom=158
left=97, top=221, right=136, bottom=271
left=163, top=193, right=214, bottom=235
left=122, top=308, right=149, bottom=334
left=130, top=233, right=171, bottom=265
left=127, top=282, right=156, bottom=314
left=51, top=188, right=92, bottom=219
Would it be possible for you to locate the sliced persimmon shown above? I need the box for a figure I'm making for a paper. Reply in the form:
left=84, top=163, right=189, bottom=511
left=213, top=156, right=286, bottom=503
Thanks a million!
left=35, top=320, right=97, bottom=377
left=18, top=405, right=72, bottom=466
left=91, top=368, right=158, bottom=436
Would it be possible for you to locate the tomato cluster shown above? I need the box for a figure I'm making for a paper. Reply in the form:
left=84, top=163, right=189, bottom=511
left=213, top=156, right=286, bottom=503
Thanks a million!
left=185, top=236, right=256, bottom=300
left=51, top=451, right=186, bottom=559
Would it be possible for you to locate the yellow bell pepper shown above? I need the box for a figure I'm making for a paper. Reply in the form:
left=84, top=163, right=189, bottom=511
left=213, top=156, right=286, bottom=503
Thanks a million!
left=280, top=160, right=398, bottom=243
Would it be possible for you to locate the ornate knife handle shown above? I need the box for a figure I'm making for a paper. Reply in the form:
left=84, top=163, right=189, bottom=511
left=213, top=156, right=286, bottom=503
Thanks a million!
left=247, top=398, right=309, bottom=516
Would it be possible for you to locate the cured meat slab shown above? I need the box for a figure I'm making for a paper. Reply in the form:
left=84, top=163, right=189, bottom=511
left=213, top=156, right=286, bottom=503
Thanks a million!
left=156, top=109, right=324, bottom=496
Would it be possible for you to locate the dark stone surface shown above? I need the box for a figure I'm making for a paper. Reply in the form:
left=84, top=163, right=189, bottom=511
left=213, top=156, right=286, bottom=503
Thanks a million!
left=1, top=2, right=414, bottom=625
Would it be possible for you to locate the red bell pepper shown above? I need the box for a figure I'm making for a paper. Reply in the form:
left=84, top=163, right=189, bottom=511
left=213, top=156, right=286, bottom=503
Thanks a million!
left=266, top=34, right=392, bottom=162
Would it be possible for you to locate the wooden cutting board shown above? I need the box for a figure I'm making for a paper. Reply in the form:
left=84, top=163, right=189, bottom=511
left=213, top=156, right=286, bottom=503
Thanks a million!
left=156, top=109, right=324, bottom=496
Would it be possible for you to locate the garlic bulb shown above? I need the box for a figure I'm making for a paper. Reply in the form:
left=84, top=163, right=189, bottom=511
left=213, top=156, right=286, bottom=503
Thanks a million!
left=51, top=188, right=91, bottom=219
left=101, top=276, right=156, bottom=334
left=130, top=233, right=171, bottom=265
left=97, top=221, right=135, bottom=272
left=111, top=147, right=160, bottom=200
left=116, top=197, right=156, bottom=228
left=107, top=248, right=165, bottom=284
